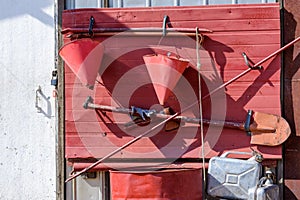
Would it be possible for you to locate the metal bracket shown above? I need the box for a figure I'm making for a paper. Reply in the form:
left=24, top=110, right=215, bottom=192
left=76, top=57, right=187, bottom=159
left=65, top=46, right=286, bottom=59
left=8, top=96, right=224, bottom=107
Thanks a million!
left=83, top=96, right=93, bottom=109
left=89, top=16, right=95, bottom=37
left=81, top=172, right=97, bottom=179
left=35, top=86, right=42, bottom=112
left=250, top=147, right=264, bottom=163
left=244, top=110, right=253, bottom=136
left=242, top=52, right=262, bottom=70
left=130, top=106, right=155, bottom=121
left=162, top=15, right=169, bottom=36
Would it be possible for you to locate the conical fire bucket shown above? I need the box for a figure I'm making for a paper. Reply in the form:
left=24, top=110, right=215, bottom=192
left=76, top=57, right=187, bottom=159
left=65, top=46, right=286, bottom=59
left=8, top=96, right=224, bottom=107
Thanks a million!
left=143, top=54, right=189, bottom=105
left=59, top=39, right=104, bottom=89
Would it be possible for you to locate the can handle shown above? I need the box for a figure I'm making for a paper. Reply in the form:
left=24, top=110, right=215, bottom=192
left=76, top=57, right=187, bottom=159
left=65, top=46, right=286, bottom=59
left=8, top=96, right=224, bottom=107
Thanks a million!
left=220, top=151, right=255, bottom=161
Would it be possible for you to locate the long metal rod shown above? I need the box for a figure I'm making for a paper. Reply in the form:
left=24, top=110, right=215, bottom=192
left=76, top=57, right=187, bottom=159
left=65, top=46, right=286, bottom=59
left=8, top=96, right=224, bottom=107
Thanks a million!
left=202, top=36, right=300, bottom=100
left=67, top=32, right=206, bottom=38
left=61, top=27, right=212, bottom=34
left=65, top=36, right=300, bottom=182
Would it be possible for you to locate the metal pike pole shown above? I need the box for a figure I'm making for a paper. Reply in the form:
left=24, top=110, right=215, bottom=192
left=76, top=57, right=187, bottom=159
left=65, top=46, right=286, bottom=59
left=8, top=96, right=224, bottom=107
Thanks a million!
left=65, top=36, right=300, bottom=183
left=202, top=36, right=300, bottom=99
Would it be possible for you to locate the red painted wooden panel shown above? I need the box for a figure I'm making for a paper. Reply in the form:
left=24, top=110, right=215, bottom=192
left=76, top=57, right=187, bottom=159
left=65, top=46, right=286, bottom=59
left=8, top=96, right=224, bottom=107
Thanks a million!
left=63, top=4, right=282, bottom=166
left=62, top=4, right=280, bottom=26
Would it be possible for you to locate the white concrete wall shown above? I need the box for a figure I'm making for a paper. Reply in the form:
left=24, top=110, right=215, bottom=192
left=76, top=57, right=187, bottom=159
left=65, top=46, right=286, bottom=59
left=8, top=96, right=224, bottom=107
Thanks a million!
left=0, top=0, right=56, bottom=199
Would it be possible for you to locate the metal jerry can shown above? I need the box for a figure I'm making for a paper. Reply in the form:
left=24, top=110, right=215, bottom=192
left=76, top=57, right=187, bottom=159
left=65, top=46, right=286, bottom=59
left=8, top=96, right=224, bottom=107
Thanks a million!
left=207, top=151, right=262, bottom=200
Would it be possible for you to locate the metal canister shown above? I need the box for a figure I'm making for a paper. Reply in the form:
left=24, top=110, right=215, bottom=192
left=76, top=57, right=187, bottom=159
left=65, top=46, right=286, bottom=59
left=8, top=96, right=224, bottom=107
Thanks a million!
left=207, top=151, right=262, bottom=199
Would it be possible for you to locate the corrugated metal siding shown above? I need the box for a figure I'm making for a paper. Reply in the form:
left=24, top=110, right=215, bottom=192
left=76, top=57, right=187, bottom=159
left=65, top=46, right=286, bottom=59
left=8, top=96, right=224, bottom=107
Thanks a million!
left=63, top=3, right=282, bottom=167
left=66, top=0, right=277, bottom=9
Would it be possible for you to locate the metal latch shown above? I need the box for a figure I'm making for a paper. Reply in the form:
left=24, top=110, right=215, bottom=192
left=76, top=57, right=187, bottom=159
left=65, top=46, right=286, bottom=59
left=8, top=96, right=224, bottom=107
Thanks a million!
left=51, top=69, right=58, bottom=86
left=89, top=16, right=95, bottom=37
left=244, top=110, right=252, bottom=136
left=162, top=15, right=169, bottom=36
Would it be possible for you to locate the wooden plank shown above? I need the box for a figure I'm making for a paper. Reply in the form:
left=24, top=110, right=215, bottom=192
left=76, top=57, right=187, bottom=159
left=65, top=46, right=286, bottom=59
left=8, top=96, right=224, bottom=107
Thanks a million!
left=225, top=83, right=280, bottom=96
left=62, top=20, right=279, bottom=32
left=62, top=4, right=279, bottom=27
left=66, top=82, right=281, bottom=99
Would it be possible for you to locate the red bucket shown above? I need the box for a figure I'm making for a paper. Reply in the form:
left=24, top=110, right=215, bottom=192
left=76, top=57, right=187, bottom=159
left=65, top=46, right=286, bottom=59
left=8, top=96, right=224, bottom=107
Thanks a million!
left=59, top=39, right=104, bottom=89
left=143, top=54, right=189, bottom=105
left=110, top=169, right=202, bottom=200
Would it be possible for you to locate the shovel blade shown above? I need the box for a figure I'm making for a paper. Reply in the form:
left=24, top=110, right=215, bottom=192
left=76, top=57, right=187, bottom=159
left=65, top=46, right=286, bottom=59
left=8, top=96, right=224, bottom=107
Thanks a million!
left=250, top=111, right=291, bottom=146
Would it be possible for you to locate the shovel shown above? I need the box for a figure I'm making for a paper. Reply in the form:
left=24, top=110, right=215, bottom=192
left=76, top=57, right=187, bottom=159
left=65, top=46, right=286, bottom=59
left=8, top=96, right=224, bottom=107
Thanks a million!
left=65, top=100, right=290, bottom=183
left=83, top=96, right=291, bottom=146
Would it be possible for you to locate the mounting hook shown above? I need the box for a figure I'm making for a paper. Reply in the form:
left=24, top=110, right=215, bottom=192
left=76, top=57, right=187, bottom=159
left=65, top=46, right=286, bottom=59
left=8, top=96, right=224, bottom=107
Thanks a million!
left=89, top=16, right=95, bottom=37
left=162, top=15, right=169, bottom=36
left=83, top=96, right=94, bottom=109
left=242, top=52, right=262, bottom=70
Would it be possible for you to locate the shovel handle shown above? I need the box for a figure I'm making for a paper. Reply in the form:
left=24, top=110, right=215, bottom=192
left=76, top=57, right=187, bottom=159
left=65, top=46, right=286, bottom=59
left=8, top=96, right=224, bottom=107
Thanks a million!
left=84, top=100, right=275, bottom=133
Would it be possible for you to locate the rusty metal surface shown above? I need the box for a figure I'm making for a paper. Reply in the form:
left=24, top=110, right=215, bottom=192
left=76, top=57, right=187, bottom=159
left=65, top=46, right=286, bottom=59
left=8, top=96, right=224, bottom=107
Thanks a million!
left=282, top=0, right=300, bottom=199
left=249, top=111, right=290, bottom=146
left=110, top=169, right=202, bottom=200
left=284, top=137, right=300, bottom=199
left=282, top=0, right=300, bottom=137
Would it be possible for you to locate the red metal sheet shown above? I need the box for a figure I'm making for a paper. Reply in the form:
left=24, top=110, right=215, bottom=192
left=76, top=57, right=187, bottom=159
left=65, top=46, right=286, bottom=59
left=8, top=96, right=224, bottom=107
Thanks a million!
left=110, top=169, right=202, bottom=200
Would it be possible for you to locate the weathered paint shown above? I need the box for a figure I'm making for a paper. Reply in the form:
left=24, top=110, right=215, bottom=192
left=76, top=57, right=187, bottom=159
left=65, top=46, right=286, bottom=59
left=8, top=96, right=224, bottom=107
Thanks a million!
left=63, top=4, right=282, bottom=168
left=0, top=0, right=56, bottom=199
left=282, top=0, right=300, bottom=199
left=110, top=169, right=202, bottom=200
left=65, top=0, right=278, bottom=9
